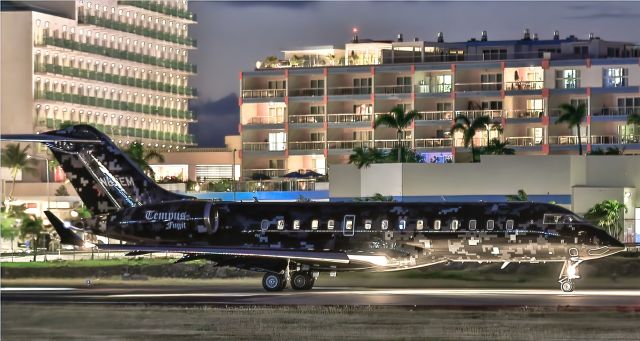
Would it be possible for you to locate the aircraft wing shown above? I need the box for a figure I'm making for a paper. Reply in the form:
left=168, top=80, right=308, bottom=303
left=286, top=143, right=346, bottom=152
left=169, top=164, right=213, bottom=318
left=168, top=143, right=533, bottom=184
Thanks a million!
left=0, top=133, right=101, bottom=143
left=96, top=244, right=350, bottom=264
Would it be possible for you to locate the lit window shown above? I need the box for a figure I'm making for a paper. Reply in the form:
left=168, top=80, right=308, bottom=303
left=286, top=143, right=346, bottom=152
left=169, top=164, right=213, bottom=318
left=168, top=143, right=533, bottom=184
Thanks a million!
left=506, top=219, right=514, bottom=231
left=293, top=220, right=300, bottom=230
left=327, top=220, right=335, bottom=230
left=364, top=220, right=372, bottom=230
left=451, top=219, right=459, bottom=231
left=260, top=219, right=269, bottom=231
left=399, top=220, right=406, bottom=230
left=469, top=219, right=477, bottom=230
left=311, top=220, right=319, bottom=230
left=277, top=220, right=284, bottom=230
left=434, top=220, right=441, bottom=230
left=417, top=220, right=424, bottom=230
left=487, top=220, right=495, bottom=231
left=604, top=68, right=628, bottom=88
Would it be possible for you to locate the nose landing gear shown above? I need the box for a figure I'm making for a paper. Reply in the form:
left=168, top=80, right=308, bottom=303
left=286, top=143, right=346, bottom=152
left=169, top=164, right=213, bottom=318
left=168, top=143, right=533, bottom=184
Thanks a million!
left=558, top=259, right=582, bottom=292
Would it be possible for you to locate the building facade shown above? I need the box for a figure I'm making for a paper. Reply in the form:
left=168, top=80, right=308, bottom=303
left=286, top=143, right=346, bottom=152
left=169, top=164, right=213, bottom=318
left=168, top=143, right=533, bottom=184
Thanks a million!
left=239, top=30, right=640, bottom=180
left=1, top=0, right=197, bottom=150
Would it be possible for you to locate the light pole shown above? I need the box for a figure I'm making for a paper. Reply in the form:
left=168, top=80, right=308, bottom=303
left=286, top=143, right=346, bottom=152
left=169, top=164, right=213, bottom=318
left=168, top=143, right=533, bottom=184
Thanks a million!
left=232, top=148, right=237, bottom=202
left=27, top=155, right=50, bottom=211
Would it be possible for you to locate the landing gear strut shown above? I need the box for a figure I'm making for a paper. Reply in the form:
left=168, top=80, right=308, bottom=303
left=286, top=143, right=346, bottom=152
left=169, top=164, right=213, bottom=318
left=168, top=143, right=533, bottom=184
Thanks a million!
left=558, top=259, right=582, bottom=293
left=291, top=271, right=315, bottom=290
left=262, top=272, right=287, bottom=292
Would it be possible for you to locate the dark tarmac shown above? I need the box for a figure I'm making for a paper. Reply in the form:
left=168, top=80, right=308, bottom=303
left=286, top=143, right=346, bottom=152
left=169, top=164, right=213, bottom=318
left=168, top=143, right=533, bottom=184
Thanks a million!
left=3, top=286, right=640, bottom=308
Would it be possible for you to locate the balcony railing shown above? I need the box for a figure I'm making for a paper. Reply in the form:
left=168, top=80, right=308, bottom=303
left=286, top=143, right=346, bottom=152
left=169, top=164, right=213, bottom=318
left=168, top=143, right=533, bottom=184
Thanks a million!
left=374, top=85, right=412, bottom=94
left=242, top=169, right=287, bottom=178
left=592, top=107, right=640, bottom=116
left=374, top=140, right=412, bottom=149
left=35, top=91, right=193, bottom=119
left=415, top=138, right=453, bottom=148
left=242, top=89, right=286, bottom=99
left=327, top=86, right=372, bottom=96
left=414, top=84, right=452, bottom=94
left=505, top=81, right=544, bottom=91
left=548, top=136, right=583, bottom=145
left=327, top=140, right=373, bottom=149
left=455, top=82, right=502, bottom=92
left=454, top=137, right=487, bottom=147
left=288, top=88, right=324, bottom=97
left=327, top=113, right=372, bottom=123
left=506, top=136, right=538, bottom=146
left=590, top=135, right=640, bottom=144
left=40, top=36, right=196, bottom=73
left=454, top=110, right=503, bottom=120
left=118, top=0, right=197, bottom=22
left=504, top=110, right=544, bottom=119
left=288, top=141, right=325, bottom=150
left=78, top=11, right=196, bottom=47
left=415, top=111, right=453, bottom=121
left=34, top=63, right=196, bottom=96
left=288, top=114, right=324, bottom=124
left=247, top=116, right=284, bottom=125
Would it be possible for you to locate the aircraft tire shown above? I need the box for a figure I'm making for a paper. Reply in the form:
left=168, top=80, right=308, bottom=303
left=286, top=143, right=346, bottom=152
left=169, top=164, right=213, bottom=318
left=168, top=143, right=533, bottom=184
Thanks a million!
left=291, top=271, right=313, bottom=290
left=561, top=280, right=574, bottom=293
left=262, top=273, right=286, bottom=292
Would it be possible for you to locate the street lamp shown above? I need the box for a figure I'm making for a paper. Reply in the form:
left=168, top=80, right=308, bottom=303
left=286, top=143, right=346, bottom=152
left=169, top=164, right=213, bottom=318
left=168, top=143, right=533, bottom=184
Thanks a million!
left=27, top=154, right=50, bottom=211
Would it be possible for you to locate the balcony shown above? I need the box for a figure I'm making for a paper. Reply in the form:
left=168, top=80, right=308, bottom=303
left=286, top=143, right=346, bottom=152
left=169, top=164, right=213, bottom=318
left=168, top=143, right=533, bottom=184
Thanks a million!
left=415, top=111, right=453, bottom=121
left=504, top=81, right=544, bottom=91
left=242, top=89, right=286, bottom=99
left=242, top=142, right=285, bottom=152
left=506, top=136, right=539, bottom=146
left=374, top=140, right=412, bottom=149
left=455, top=82, right=502, bottom=92
left=327, top=86, right=372, bottom=96
left=288, top=114, right=324, bottom=124
left=414, top=84, right=452, bottom=94
left=327, top=113, right=372, bottom=123
left=288, top=88, right=324, bottom=97
left=454, top=137, right=487, bottom=148
left=415, top=138, right=453, bottom=148
left=374, top=85, right=412, bottom=94
left=246, top=116, right=285, bottom=125
left=242, top=169, right=287, bottom=178
left=548, top=136, right=582, bottom=145
left=504, top=110, right=544, bottom=119
left=327, top=140, right=373, bottom=149
left=118, top=0, right=197, bottom=22
left=40, top=36, right=196, bottom=73
left=592, top=107, right=640, bottom=117
left=454, top=110, right=503, bottom=120
left=288, top=141, right=325, bottom=150
left=590, top=135, right=640, bottom=144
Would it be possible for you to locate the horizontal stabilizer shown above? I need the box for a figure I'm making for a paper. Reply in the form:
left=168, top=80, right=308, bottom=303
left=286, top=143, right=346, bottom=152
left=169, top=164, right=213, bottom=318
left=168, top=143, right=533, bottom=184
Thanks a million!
left=96, top=244, right=350, bottom=264
left=124, top=251, right=154, bottom=257
left=0, top=133, right=101, bottom=144
left=44, top=211, right=85, bottom=247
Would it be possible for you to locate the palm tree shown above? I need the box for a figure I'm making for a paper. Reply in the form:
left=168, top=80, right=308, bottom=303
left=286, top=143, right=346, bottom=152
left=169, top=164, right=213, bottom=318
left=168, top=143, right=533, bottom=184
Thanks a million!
left=386, top=145, right=424, bottom=163
left=262, top=56, right=279, bottom=68
left=556, top=103, right=587, bottom=155
left=348, top=147, right=384, bottom=169
left=450, top=115, right=491, bottom=162
left=628, top=112, right=640, bottom=126
left=1, top=143, right=38, bottom=201
left=19, top=214, right=44, bottom=262
left=374, top=105, right=419, bottom=162
left=506, top=189, right=528, bottom=202
left=482, top=138, right=515, bottom=155
left=123, top=142, right=165, bottom=178
left=585, top=199, right=627, bottom=240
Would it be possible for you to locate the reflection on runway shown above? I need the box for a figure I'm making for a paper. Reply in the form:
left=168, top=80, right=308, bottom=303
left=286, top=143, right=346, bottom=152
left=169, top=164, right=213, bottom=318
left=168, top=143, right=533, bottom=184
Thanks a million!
left=3, top=286, right=640, bottom=308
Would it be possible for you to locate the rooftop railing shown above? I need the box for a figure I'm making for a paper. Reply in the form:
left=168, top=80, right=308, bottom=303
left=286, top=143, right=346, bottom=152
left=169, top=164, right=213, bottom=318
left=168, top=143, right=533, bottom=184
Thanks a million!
left=118, top=0, right=197, bottom=22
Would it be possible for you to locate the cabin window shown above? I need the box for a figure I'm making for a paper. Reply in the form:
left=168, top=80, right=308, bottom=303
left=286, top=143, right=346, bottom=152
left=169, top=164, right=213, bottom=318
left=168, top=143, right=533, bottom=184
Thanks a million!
left=364, top=219, right=372, bottom=230
left=293, top=220, right=300, bottom=230
left=311, top=219, right=319, bottom=230
left=345, top=219, right=353, bottom=230
left=434, top=219, right=441, bottom=230
left=277, top=220, right=285, bottom=230
left=417, top=220, right=424, bottom=230
left=327, top=219, right=335, bottom=230
left=399, top=220, right=406, bottom=230
left=469, top=219, right=477, bottom=230
left=451, top=219, right=459, bottom=231
left=260, top=219, right=269, bottom=231
left=506, top=219, right=514, bottom=231
left=487, top=220, right=495, bottom=231
left=381, top=220, right=389, bottom=230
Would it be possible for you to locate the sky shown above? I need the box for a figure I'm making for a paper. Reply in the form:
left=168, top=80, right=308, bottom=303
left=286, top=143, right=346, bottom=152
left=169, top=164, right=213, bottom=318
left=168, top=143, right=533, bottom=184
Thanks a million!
left=187, top=1, right=640, bottom=147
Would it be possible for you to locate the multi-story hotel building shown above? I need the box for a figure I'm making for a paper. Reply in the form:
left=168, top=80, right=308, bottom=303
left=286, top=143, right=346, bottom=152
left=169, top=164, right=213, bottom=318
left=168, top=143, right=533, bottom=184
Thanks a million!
left=1, top=0, right=197, bottom=150
left=239, top=30, right=640, bottom=180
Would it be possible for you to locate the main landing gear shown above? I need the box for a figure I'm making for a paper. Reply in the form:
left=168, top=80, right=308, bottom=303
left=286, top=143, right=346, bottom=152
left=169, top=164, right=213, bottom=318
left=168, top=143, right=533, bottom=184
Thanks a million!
left=558, top=259, right=582, bottom=293
left=261, top=271, right=316, bottom=292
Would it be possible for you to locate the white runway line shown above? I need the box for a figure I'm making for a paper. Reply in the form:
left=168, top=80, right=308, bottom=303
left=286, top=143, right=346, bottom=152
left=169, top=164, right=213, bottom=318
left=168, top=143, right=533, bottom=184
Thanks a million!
left=0, top=287, right=77, bottom=292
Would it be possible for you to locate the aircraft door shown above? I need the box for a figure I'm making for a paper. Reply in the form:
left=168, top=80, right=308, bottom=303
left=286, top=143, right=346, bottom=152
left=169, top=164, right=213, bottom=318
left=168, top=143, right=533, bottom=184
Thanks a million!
left=343, top=215, right=356, bottom=237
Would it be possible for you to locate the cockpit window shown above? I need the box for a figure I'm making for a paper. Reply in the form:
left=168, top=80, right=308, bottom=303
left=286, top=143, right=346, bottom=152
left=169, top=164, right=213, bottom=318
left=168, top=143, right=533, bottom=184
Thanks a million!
left=543, top=213, right=581, bottom=225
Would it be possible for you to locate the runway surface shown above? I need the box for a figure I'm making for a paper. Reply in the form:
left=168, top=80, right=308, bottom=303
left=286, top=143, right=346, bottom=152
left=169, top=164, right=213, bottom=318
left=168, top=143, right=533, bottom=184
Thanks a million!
left=3, top=285, right=640, bottom=308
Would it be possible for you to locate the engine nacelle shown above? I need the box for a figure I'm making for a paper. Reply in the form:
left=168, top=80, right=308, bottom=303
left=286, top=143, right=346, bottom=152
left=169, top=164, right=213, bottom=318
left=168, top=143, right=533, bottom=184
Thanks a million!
left=103, top=200, right=216, bottom=243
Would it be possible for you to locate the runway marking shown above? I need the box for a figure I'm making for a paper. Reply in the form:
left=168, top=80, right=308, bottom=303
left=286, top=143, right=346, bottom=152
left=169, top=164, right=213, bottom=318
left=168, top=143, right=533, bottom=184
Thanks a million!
left=107, top=293, right=267, bottom=298
left=0, top=287, right=77, bottom=292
